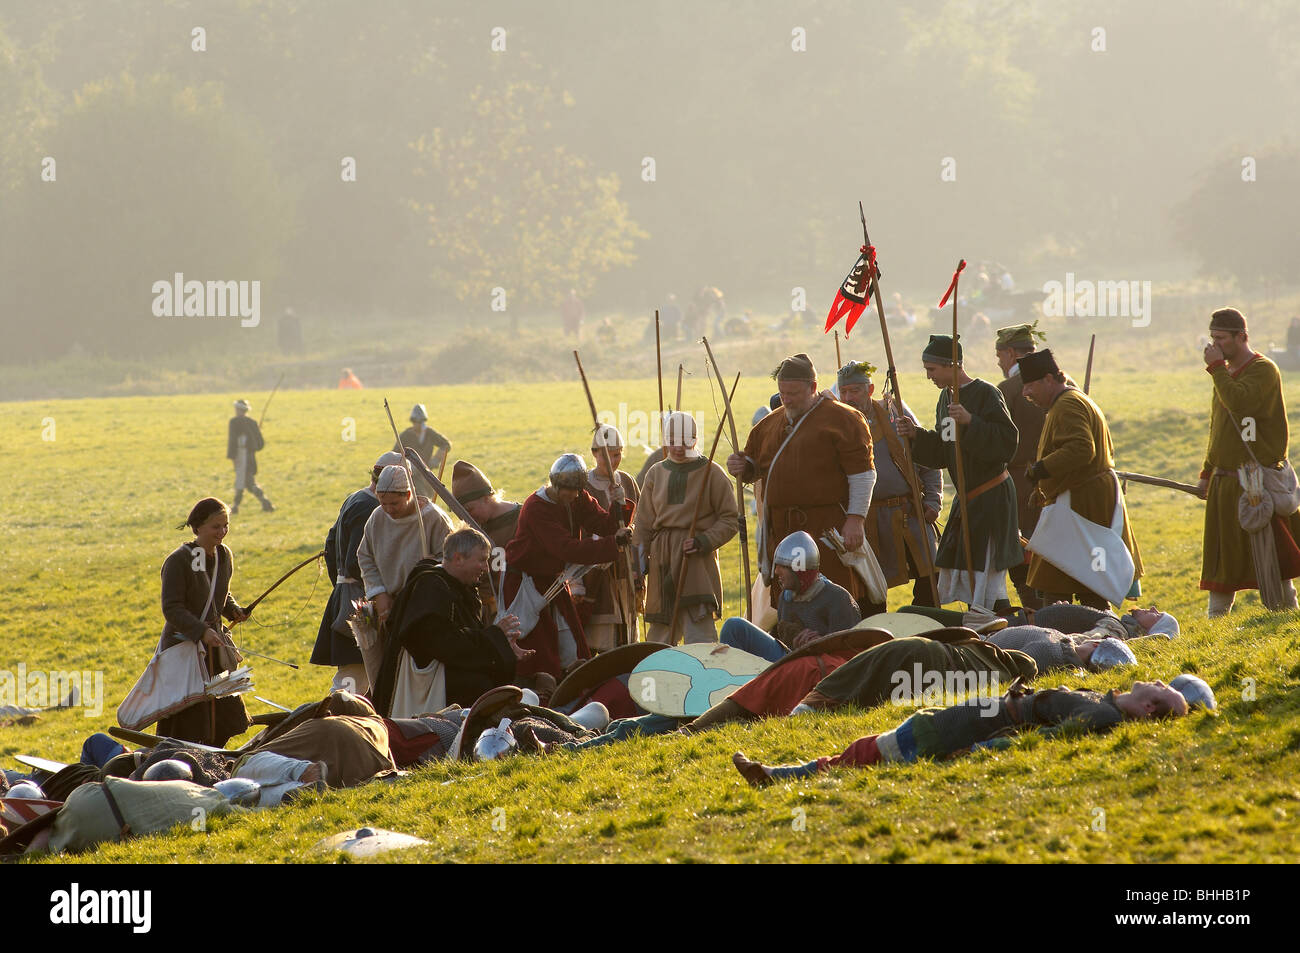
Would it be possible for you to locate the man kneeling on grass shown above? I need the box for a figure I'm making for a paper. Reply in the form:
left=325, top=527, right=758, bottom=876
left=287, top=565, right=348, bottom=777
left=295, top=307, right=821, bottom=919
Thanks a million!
left=733, top=674, right=1215, bottom=786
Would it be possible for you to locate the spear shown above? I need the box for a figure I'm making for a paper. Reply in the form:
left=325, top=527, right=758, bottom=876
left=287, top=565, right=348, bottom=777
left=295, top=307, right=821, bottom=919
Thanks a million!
left=1084, top=333, right=1096, bottom=394
left=860, top=206, right=941, bottom=605
left=573, top=351, right=639, bottom=646
left=834, top=329, right=842, bottom=371
left=656, top=309, right=664, bottom=423
left=257, top=371, right=286, bottom=428
left=701, top=336, right=752, bottom=616
left=676, top=363, right=684, bottom=413
left=940, top=258, right=978, bottom=604
left=383, top=399, right=429, bottom=561
left=668, top=373, right=739, bottom=645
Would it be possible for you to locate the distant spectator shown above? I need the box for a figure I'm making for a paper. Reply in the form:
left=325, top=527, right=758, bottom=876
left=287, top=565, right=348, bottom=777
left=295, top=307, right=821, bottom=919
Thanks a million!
left=339, top=368, right=363, bottom=389
left=661, top=293, right=684, bottom=341
left=278, top=307, right=302, bottom=353
left=561, top=289, right=585, bottom=340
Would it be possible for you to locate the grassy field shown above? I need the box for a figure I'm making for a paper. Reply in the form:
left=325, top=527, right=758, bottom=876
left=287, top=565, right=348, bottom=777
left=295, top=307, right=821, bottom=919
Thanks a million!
left=4, top=334, right=1300, bottom=863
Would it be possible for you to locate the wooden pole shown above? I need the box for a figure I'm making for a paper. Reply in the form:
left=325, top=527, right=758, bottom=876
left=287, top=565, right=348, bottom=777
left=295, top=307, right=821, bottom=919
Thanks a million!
left=945, top=259, right=978, bottom=604
left=656, top=310, right=664, bottom=423
left=701, top=336, right=752, bottom=617
left=861, top=206, right=941, bottom=604
left=383, top=399, right=429, bottom=559
left=574, top=351, right=639, bottom=645
left=676, top=363, right=684, bottom=413
left=1084, top=333, right=1096, bottom=395
left=667, top=373, right=739, bottom=644
left=834, top=329, right=842, bottom=371
left=257, top=371, right=286, bottom=428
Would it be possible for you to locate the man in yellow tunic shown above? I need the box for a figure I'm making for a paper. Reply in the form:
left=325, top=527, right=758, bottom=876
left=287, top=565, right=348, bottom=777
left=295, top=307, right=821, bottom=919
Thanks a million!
left=1019, top=349, right=1142, bottom=609
left=1197, top=308, right=1300, bottom=617
left=728, top=353, right=876, bottom=609
left=637, top=412, right=739, bottom=643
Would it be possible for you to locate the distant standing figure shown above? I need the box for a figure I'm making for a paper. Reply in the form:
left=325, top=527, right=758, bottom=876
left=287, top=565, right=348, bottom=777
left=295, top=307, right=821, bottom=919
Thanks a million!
left=227, top=400, right=273, bottom=515
left=338, top=367, right=363, bottom=389
left=561, top=289, right=585, bottom=340
left=396, top=403, right=451, bottom=498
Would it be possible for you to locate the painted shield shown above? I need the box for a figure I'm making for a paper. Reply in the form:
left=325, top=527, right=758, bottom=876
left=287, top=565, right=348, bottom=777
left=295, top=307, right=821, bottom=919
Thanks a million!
left=629, top=644, right=769, bottom=718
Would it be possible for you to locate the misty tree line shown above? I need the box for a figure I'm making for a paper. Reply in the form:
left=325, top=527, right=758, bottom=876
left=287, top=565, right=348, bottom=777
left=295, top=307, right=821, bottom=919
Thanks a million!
left=1, top=0, right=1296, bottom=362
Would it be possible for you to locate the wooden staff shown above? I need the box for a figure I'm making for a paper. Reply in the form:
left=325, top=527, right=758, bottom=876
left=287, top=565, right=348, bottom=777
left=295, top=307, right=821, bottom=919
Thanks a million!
left=437, top=440, right=451, bottom=483
left=656, top=309, right=664, bottom=422
left=676, top=363, right=684, bottom=413
left=574, top=351, right=639, bottom=646
left=1084, top=333, right=1096, bottom=394
left=668, top=373, right=739, bottom=645
left=861, top=206, right=940, bottom=604
left=941, top=258, right=978, bottom=604
left=258, top=371, right=286, bottom=428
left=383, top=398, right=429, bottom=559
left=701, top=336, right=752, bottom=616
left=834, top=329, right=842, bottom=370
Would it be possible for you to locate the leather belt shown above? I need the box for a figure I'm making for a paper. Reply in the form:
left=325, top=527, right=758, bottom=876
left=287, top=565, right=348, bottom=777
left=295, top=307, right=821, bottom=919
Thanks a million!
left=967, top=469, right=1010, bottom=501
left=869, top=494, right=911, bottom=509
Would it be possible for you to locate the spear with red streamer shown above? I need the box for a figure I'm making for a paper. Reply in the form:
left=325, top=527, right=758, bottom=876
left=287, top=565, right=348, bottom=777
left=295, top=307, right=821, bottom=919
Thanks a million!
left=939, top=259, right=977, bottom=604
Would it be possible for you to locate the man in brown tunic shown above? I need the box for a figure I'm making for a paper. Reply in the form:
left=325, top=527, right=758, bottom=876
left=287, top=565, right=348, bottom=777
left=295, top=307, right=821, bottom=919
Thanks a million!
left=995, top=322, right=1047, bottom=608
left=1020, top=349, right=1142, bottom=609
left=638, top=412, right=739, bottom=643
left=729, top=353, right=876, bottom=609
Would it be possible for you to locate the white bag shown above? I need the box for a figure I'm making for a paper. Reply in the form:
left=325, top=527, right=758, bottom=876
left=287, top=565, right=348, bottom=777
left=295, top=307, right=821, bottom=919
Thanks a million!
left=821, top=528, right=889, bottom=605
left=389, top=650, right=447, bottom=718
left=497, top=573, right=549, bottom=634
left=116, top=639, right=209, bottom=731
left=1028, top=474, right=1134, bottom=607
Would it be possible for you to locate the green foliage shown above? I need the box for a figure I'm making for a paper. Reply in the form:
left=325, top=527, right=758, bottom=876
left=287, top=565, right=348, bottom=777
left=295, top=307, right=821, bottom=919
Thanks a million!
left=0, top=72, right=290, bottom=360
left=411, top=81, right=646, bottom=310
left=1172, top=145, right=1300, bottom=295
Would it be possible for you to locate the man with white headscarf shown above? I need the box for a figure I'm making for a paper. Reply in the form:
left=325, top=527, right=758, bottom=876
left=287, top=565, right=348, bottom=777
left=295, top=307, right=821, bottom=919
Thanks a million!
left=355, top=464, right=456, bottom=686
left=310, top=450, right=404, bottom=695
left=637, top=412, right=739, bottom=644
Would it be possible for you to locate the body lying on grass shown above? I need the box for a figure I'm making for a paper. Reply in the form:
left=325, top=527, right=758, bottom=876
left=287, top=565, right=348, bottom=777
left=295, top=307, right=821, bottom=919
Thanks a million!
left=733, top=674, right=1216, bottom=787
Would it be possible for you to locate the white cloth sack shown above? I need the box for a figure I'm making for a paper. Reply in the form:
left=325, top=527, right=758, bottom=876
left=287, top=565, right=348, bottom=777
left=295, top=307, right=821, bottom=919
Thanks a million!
left=1028, top=474, right=1134, bottom=607
left=117, top=640, right=209, bottom=731
left=498, top=573, right=548, bottom=635
left=822, top=527, right=889, bottom=605
left=389, top=650, right=447, bottom=718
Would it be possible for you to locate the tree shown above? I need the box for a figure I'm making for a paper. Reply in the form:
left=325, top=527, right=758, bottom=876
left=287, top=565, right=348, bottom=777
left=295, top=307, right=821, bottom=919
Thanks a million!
left=0, top=73, right=290, bottom=361
left=410, top=81, right=645, bottom=312
left=1172, top=145, right=1300, bottom=296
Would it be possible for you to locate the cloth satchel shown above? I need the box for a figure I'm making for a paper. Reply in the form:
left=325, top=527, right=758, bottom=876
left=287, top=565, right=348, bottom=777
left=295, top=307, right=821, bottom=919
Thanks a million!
left=1027, top=471, right=1135, bottom=607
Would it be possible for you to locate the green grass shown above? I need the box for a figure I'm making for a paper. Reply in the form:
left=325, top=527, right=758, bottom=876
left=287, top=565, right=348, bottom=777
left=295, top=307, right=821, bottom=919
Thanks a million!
left=5, top=341, right=1300, bottom=862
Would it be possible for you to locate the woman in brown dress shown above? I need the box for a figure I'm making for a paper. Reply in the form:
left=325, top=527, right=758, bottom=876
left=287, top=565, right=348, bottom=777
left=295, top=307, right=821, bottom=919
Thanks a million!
left=155, top=498, right=252, bottom=746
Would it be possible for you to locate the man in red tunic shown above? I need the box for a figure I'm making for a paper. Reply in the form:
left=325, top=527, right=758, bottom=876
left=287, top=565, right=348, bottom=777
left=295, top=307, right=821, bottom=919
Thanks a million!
left=727, top=352, right=876, bottom=608
left=501, top=454, right=634, bottom=689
